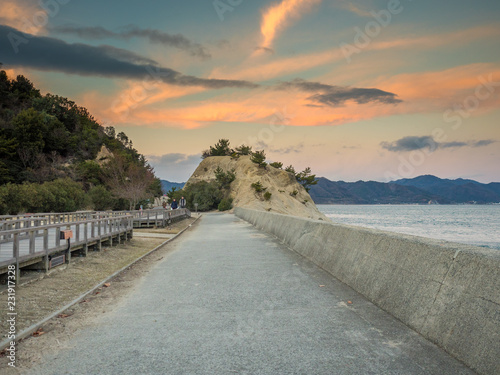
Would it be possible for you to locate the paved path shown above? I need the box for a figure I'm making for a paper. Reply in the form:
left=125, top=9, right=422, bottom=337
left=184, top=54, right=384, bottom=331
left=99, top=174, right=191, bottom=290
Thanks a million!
left=28, top=214, right=474, bottom=375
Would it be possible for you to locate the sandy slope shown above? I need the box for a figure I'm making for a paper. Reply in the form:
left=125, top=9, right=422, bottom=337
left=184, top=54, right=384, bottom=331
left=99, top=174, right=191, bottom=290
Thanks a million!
left=186, top=156, right=327, bottom=220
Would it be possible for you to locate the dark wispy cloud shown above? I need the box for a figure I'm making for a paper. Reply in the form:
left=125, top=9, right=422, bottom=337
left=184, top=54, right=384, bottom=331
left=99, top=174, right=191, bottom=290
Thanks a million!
left=51, top=24, right=211, bottom=60
left=255, top=141, right=304, bottom=154
left=276, top=78, right=402, bottom=106
left=381, top=136, right=497, bottom=152
left=254, top=46, right=275, bottom=54
left=472, top=139, right=496, bottom=147
left=0, top=25, right=257, bottom=89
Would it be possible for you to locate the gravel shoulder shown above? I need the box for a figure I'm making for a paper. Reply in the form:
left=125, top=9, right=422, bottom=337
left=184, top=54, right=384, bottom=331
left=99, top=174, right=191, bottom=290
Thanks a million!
left=0, top=216, right=199, bottom=373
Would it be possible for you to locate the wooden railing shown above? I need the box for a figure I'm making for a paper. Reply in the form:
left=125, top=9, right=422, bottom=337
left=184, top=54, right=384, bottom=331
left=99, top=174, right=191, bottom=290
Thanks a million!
left=0, top=208, right=191, bottom=275
left=130, top=208, right=191, bottom=227
left=0, top=215, right=133, bottom=270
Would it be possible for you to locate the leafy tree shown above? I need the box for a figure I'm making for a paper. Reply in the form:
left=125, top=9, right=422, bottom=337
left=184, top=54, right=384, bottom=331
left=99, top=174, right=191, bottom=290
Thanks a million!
left=201, top=149, right=211, bottom=159
left=0, top=133, right=18, bottom=183
left=250, top=150, right=267, bottom=168
left=0, top=69, right=162, bottom=212
left=218, top=197, right=233, bottom=211
left=183, top=181, right=223, bottom=211
left=235, top=144, right=252, bottom=155
left=251, top=181, right=266, bottom=193
left=43, top=178, right=88, bottom=212
left=165, top=187, right=181, bottom=204
left=285, top=165, right=296, bottom=174
left=117, top=132, right=131, bottom=148
left=102, top=154, right=157, bottom=210
left=209, top=139, right=231, bottom=156
left=88, top=185, right=116, bottom=211
left=12, top=108, right=46, bottom=168
left=0, top=70, right=11, bottom=108
left=264, top=191, right=272, bottom=201
left=269, top=161, right=283, bottom=169
left=76, top=160, right=103, bottom=187
left=214, top=166, right=236, bottom=189
left=11, top=75, right=40, bottom=104
left=296, top=167, right=318, bottom=192
left=104, top=126, right=116, bottom=138
left=0, top=183, right=23, bottom=214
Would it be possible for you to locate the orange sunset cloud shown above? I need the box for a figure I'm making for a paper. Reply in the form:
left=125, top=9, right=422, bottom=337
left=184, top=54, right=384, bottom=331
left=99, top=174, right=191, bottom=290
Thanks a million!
left=0, top=0, right=49, bottom=35
left=257, top=0, right=322, bottom=52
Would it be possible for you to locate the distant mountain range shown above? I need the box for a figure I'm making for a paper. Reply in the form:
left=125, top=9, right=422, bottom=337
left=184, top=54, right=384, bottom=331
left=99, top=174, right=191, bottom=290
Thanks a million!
left=160, top=180, right=185, bottom=194
left=162, top=175, right=500, bottom=204
left=309, top=175, right=500, bottom=204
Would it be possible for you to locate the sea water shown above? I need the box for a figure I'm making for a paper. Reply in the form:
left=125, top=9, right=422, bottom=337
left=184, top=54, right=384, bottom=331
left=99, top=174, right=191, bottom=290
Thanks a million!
left=318, top=204, right=500, bottom=251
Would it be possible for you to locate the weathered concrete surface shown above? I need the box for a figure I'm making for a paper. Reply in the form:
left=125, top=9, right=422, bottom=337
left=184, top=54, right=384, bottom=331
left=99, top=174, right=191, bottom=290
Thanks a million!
left=235, top=207, right=500, bottom=375
left=26, top=213, right=474, bottom=375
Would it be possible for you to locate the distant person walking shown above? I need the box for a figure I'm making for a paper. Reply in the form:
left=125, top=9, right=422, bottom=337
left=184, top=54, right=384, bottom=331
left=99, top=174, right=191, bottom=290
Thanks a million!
left=171, top=198, right=178, bottom=210
left=179, top=196, right=186, bottom=209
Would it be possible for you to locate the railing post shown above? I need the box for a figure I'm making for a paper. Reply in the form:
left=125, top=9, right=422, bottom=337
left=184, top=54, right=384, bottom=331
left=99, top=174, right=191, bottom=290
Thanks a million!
left=65, top=225, right=71, bottom=264
left=56, top=227, right=61, bottom=248
left=14, top=233, right=20, bottom=281
left=29, top=230, right=35, bottom=254
left=117, top=219, right=121, bottom=244
left=82, top=222, right=88, bottom=257
left=76, top=222, right=80, bottom=242
left=43, top=228, right=49, bottom=272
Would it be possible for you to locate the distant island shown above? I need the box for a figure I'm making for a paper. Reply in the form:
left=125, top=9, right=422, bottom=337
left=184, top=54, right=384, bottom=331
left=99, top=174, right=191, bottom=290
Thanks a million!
left=163, top=174, right=500, bottom=205
left=160, top=180, right=185, bottom=193
left=309, top=175, right=500, bottom=204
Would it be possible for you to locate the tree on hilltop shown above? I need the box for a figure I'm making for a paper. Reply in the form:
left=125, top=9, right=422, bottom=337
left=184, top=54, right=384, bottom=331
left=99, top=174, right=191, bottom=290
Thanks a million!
left=295, top=167, right=318, bottom=192
left=209, top=139, right=232, bottom=156
left=235, top=144, right=252, bottom=155
left=250, top=150, right=267, bottom=168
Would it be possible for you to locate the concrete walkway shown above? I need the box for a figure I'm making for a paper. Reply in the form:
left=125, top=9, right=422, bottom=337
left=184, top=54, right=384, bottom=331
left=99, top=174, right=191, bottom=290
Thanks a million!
left=28, top=214, right=474, bottom=375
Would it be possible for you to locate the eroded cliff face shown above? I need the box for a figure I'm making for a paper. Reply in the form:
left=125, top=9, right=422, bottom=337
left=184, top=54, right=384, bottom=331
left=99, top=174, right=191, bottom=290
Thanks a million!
left=186, top=156, right=327, bottom=220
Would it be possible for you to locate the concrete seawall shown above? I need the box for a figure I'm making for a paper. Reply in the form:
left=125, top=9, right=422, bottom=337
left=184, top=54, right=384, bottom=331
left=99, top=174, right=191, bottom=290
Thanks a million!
left=235, top=207, right=500, bottom=375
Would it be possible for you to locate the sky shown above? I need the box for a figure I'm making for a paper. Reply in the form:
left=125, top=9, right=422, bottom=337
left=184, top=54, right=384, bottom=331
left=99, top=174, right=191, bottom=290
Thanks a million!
left=1, top=0, right=499, bottom=183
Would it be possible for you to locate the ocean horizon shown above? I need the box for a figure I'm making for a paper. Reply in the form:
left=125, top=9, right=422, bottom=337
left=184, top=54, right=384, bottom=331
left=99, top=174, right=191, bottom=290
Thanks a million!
left=318, top=204, right=500, bottom=251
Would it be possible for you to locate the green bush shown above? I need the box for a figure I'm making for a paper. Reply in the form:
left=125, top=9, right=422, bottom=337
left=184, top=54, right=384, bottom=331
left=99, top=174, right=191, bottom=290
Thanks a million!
left=264, top=191, right=272, bottom=201
left=235, top=144, right=252, bottom=155
left=184, top=181, right=223, bottom=211
left=269, top=161, right=283, bottom=169
left=0, top=183, right=23, bottom=214
left=88, top=185, right=115, bottom=211
left=44, top=178, right=88, bottom=212
left=218, top=197, right=233, bottom=211
left=215, top=167, right=236, bottom=188
left=290, top=190, right=298, bottom=197
left=0, top=178, right=87, bottom=214
left=251, top=181, right=265, bottom=193
left=250, top=150, right=267, bottom=168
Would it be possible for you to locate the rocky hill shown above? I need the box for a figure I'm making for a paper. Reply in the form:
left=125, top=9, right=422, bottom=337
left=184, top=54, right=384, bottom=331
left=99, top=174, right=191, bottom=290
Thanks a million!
left=186, top=156, right=327, bottom=220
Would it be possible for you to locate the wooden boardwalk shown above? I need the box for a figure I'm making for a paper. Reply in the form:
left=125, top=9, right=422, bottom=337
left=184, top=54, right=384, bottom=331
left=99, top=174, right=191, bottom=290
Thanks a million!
left=0, top=208, right=190, bottom=274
